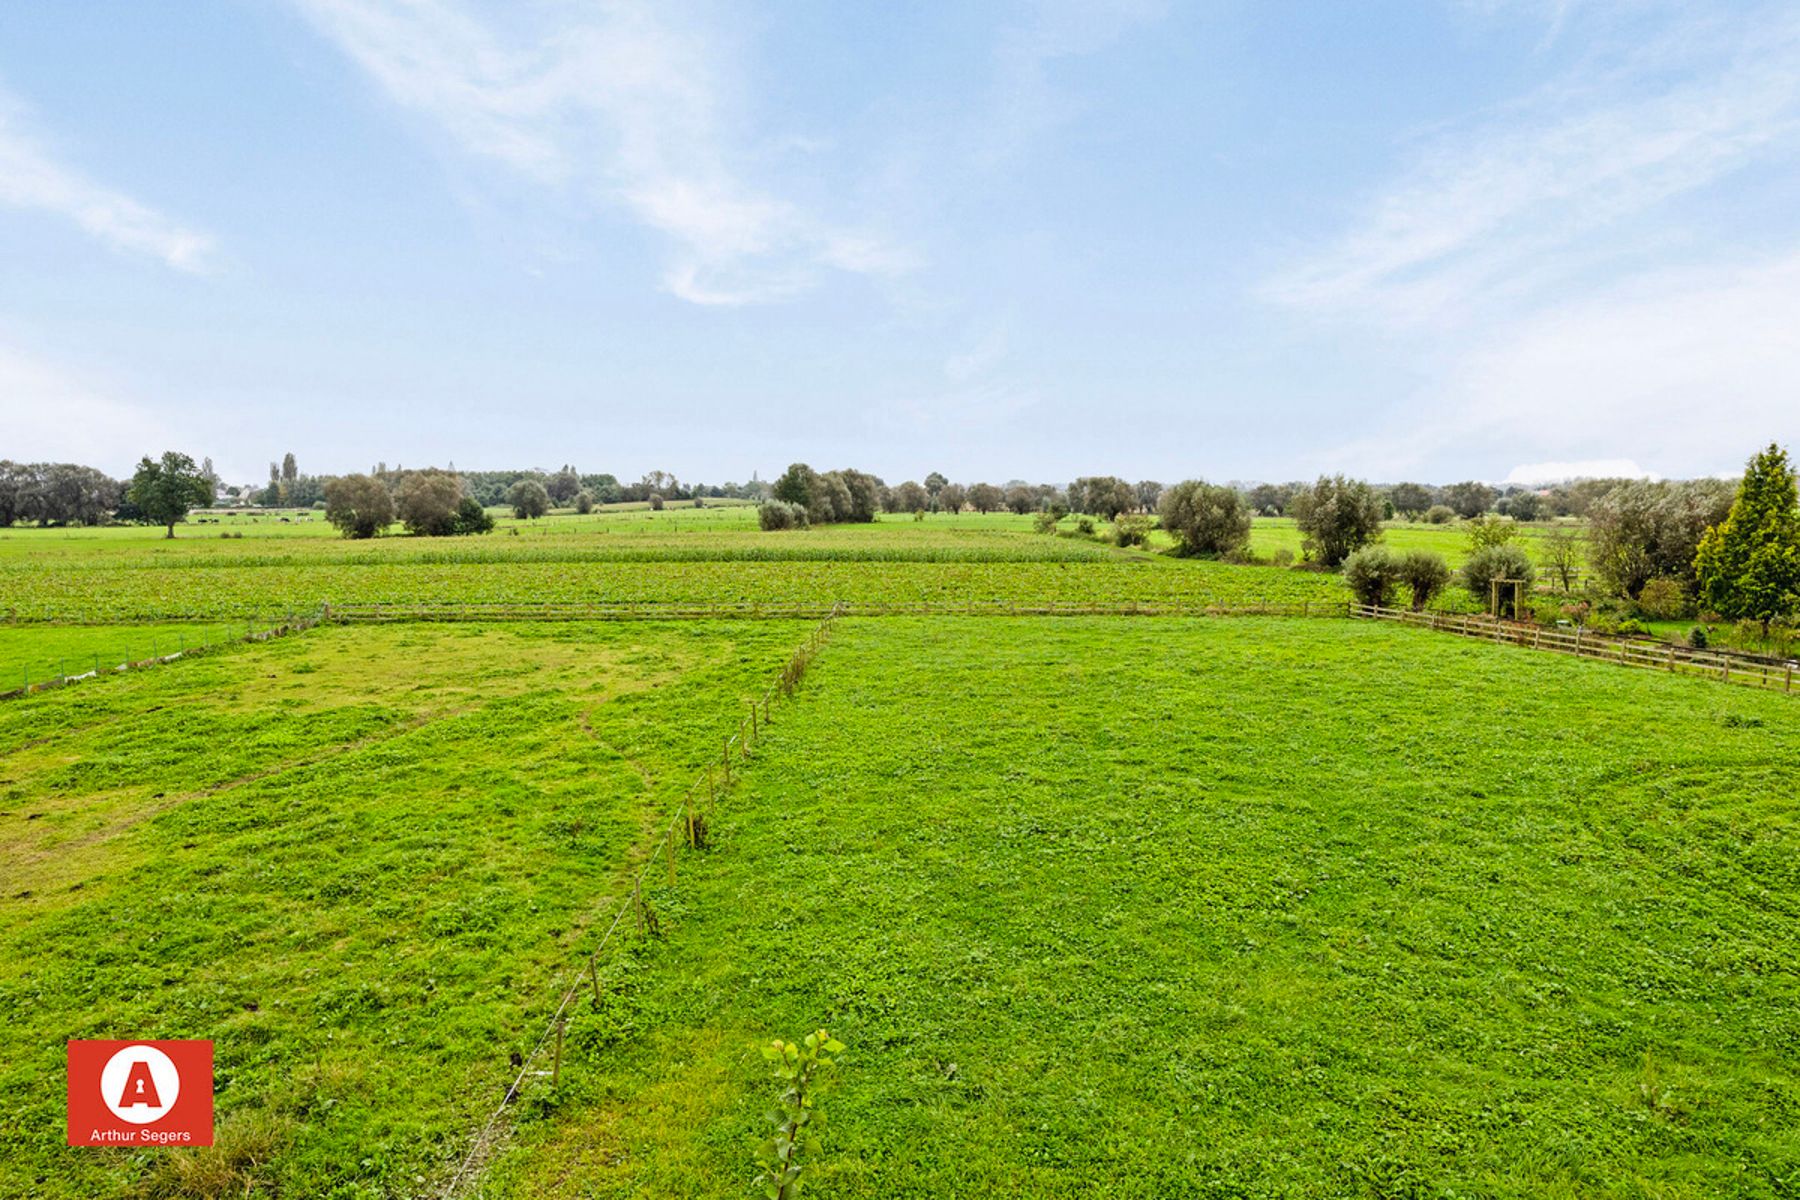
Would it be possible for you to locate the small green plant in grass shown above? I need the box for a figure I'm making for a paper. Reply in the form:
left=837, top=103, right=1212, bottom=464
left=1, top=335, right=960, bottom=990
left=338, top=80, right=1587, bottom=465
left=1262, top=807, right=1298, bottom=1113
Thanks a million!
left=754, top=1029, right=844, bottom=1199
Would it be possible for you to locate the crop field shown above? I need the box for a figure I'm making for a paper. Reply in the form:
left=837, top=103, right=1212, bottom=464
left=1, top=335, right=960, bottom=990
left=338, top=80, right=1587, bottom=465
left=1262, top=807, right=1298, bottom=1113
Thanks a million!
left=0, top=619, right=811, bottom=1197
left=0, top=519, right=1348, bottom=624
left=490, top=617, right=1800, bottom=1199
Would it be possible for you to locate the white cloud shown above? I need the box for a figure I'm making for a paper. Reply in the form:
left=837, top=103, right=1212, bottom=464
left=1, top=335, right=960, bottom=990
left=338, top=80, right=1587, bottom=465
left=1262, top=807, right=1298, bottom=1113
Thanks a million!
left=1504, top=458, right=1654, bottom=484
left=0, top=88, right=214, bottom=272
left=0, top=342, right=185, bottom=470
left=295, top=0, right=910, bottom=304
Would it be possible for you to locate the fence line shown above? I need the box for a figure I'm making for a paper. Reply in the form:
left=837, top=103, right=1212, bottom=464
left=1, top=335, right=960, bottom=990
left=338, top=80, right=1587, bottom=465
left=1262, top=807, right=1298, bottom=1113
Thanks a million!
left=0, top=608, right=328, bottom=701
left=1350, top=602, right=1797, bottom=694
left=440, top=605, right=841, bottom=1198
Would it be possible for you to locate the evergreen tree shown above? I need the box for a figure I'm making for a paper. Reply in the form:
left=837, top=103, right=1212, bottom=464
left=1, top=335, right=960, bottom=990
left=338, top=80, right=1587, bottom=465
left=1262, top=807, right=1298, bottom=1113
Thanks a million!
left=1696, top=443, right=1800, bottom=634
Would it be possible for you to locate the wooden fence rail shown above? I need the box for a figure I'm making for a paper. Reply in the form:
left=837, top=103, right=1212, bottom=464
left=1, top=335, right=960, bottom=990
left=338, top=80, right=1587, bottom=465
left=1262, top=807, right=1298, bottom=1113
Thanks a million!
left=1350, top=602, right=1797, bottom=694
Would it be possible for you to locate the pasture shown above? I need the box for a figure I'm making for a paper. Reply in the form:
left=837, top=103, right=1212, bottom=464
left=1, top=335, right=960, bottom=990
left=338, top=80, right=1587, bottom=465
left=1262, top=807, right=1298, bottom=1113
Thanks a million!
left=0, top=620, right=809, bottom=1197
left=491, top=617, right=1799, bottom=1199
left=0, top=513, right=1791, bottom=1199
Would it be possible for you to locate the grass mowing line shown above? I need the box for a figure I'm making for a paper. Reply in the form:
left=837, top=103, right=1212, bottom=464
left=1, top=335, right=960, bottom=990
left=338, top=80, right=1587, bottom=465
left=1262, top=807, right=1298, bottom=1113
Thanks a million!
left=443, top=610, right=842, bottom=1199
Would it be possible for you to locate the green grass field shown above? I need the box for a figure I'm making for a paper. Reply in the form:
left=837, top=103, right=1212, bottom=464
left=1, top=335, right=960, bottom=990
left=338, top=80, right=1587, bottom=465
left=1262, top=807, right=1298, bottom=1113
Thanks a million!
left=0, top=620, right=809, bottom=1198
left=488, top=617, right=1800, bottom=1199
left=2, top=513, right=1790, bottom=1199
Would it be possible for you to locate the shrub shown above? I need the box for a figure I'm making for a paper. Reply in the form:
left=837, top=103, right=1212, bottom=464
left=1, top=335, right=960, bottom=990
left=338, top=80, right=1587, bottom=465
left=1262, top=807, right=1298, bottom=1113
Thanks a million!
left=1033, top=509, right=1061, bottom=534
left=758, top=500, right=808, bottom=531
left=1635, top=576, right=1688, bottom=620
left=1291, top=475, right=1384, bottom=566
left=1423, top=505, right=1455, bottom=525
left=1397, top=549, right=1451, bottom=611
left=1616, top=617, right=1650, bottom=636
left=1074, top=516, right=1096, bottom=536
left=649, top=493, right=665, bottom=511
left=1271, top=548, right=1294, bottom=568
left=1688, top=626, right=1709, bottom=649
left=1113, top=513, right=1152, bottom=547
left=1343, top=545, right=1403, bottom=607
left=1158, top=479, right=1251, bottom=557
left=574, top=490, right=594, bottom=514
left=1463, top=544, right=1536, bottom=615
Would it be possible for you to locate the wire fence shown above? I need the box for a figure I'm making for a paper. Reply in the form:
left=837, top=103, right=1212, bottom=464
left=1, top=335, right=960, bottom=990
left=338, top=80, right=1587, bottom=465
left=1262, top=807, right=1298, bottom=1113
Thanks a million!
left=1350, top=602, right=1799, bottom=693
left=0, top=609, right=328, bottom=701
left=438, top=605, right=841, bottom=1198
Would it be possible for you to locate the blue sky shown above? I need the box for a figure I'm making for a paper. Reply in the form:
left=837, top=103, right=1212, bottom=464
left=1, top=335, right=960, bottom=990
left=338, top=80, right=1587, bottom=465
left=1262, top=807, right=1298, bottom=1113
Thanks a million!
left=3, top=1, right=1797, bottom=488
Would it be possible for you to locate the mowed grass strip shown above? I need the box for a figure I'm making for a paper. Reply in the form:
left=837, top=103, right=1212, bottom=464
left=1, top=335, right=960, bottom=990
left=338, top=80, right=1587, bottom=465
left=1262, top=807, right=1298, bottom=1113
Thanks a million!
left=493, top=617, right=1799, bottom=1200
left=0, top=620, right=810, bottom=1198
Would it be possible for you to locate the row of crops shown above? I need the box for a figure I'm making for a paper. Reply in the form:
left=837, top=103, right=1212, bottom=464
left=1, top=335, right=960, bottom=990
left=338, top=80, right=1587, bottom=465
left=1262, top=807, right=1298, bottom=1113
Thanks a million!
left=4, top=559, right=1350, bottom=622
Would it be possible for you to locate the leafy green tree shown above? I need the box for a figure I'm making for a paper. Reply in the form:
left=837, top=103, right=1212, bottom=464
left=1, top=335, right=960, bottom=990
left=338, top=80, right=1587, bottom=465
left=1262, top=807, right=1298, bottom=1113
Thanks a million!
left=773, top=463, right=817, bottom=510
left=395, top=469, right=465, bottom=535
left=1695, top=443, right=1800, bottom=634
left=453, top=497, right=495, bottom=535
left=574, top=490, right=594, bottom=514
left=967, top=482, right=1004, bottom=513
left=324, top=473, right=395, bottom=539
left=1442, top=480, right=1496, bottom=519
left=936, top=482, right=967, bottom=515
left=1388, top=482, right=1435, bottom=518
left=1158, top=479, right=1251, bottom=556
left=546, top=464, right=581, bottom=505
left=127, top=451, right=212, bottom=538
left=1588, top=478, right=1732, bottom=597
left=892, top=480, right=929, bottom=513
left=1292, top=475, right=1383, bottom=567
left=508, top=478, right=550, bottom=520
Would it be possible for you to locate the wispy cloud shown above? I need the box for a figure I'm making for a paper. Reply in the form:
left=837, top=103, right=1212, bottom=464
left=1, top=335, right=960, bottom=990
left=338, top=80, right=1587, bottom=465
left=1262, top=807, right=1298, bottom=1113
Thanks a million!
left=1265, top=11, right=1800, bottom=324
left=295, top=0, right=911, bottom=305
left=0, top=87, right=214, bottom=272
left=1269, top=5, right=1800, bottom=479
